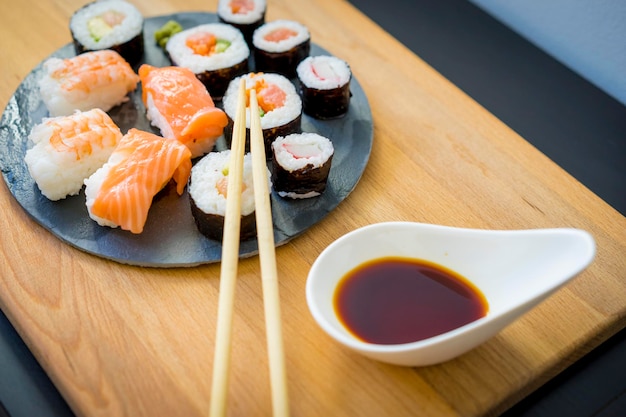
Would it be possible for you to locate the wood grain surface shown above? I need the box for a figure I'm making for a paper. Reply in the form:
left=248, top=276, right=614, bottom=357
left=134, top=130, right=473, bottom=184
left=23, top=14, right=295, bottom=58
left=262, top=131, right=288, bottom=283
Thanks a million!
left=1, top=0, right=625, bottom=416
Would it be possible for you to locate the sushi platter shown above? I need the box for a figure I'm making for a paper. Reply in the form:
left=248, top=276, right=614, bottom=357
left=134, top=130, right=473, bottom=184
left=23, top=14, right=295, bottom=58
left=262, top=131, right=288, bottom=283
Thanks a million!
left=0, top=12, right=374, bottom=267
left=2, top=1, right=626, bottom=417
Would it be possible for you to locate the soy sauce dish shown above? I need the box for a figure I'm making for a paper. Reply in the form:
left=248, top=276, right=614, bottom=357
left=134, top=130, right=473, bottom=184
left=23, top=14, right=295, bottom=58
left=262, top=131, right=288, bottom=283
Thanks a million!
left=305, top=222, right=596, bottom=366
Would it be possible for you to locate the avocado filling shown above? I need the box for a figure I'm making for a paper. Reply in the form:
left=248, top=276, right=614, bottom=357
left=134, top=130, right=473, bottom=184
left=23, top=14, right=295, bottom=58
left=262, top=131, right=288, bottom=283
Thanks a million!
left=88, top=10, right=125, bottom=42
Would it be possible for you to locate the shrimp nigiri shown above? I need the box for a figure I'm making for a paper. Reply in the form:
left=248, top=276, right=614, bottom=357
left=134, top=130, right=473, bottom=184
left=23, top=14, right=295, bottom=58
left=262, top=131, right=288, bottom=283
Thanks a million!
left=84, top=128, right=192, bottom=234
left=24, top=108, right=123, bottom=201
left=38, top=50, right=139, bottom=117
left=139, top=64, right=228, bottom=158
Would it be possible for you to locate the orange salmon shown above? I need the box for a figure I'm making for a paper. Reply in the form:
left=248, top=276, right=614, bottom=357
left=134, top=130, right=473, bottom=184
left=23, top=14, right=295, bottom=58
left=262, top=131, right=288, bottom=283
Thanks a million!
left=139, top=64, right=228, bottom=158
left=84, top=128, right=192, bottom=234
left=245, top=74, right=286, bottom=114
left=263, top=27, right=297, bottom=42
left=230, top=0, right=255, bottom=14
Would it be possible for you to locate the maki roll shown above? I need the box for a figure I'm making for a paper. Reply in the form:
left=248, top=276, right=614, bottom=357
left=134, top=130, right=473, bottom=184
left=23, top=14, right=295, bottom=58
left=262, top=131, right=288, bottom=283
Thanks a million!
left=70, top=0, right=144, bottom=66
left=296, top=55, right=352, bottom=119
left=24, top=109, right=122, bottom=201
left=271, top=133, right=334, bottom=199
left=38, top=50, right=139, bottom=117
left=217, top=0, right=267, bottom=45
left=252, top=20, right=310, bottom=77
left=166, top=23, right=250, bottom=100
left=188, top=151, right=271, bottom=241
left=222, top=72, right=302, bottom=156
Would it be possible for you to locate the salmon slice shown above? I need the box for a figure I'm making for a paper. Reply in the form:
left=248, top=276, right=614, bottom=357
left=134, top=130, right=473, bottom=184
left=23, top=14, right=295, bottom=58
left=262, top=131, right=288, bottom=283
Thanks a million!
left=230, top=0, right=255, bottom=14
left=84, top=128, right=192, bottom=234
left=139, top=64, right=228, bottom=158
left=264, top=27, right=297, bottom=42
left=244, top=75, right=287, bottom=114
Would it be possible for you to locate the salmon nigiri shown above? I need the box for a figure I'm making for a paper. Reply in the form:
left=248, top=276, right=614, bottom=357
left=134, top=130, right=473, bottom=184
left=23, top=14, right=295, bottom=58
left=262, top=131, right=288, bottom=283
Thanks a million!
left=139, top=64, right=228, bottom=158
left=84, top=128, right=192, bottom=234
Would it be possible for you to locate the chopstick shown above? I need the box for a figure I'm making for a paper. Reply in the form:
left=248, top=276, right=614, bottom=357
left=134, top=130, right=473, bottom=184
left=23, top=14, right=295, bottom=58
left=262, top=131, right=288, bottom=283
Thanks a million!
left=210, top=78, right=247, bottom=417
left=249, top=89, right=290, bottom=417
left=209, top=81, right=289, bottom=417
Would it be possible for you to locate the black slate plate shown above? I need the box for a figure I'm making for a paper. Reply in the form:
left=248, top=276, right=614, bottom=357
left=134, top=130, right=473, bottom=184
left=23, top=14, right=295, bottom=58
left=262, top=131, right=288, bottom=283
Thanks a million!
left=0, top=12, right=373, bottom=267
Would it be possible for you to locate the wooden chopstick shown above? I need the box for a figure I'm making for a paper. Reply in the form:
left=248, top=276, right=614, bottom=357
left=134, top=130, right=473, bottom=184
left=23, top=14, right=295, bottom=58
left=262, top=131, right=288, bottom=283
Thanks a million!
left=209, top=78, right=247, bottom=417
left=249, top=89, right=290, bottom=417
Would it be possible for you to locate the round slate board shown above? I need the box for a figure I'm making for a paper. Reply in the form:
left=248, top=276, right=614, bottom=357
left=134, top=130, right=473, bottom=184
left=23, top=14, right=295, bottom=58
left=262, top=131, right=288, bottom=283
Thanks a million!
left=0, top=12, right=373, bottom=267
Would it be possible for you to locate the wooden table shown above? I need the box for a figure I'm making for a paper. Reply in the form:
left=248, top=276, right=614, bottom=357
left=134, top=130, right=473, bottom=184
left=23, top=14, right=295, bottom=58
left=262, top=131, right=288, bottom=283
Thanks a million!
left=1, top=0, right=625, bottom=416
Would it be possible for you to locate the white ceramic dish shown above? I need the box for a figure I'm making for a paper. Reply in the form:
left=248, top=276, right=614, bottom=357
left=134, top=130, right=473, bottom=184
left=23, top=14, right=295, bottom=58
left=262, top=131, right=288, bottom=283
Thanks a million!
left=306, top=222, right=596, bottom=366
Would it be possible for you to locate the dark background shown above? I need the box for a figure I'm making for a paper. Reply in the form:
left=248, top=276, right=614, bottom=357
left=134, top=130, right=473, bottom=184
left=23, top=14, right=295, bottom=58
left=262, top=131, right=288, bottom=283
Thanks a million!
left=1, top=0, right=625, bottom=416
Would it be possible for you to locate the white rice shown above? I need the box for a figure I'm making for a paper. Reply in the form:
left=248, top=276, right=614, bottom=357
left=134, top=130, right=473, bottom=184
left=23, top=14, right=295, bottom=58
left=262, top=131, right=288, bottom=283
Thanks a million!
left=24, top=109, right=122, bottom=201
left=222, top=73, right=301, bottom=129
left=272, top=133, right=334, bottom=172
left=189, top=150, right=270, bottom=216
left=84, top=163, right=119, bottom=228
left=70, top=0, right=143, bottom=50
left=297, top=55, right=351, bottom=90
left=252, top=20, right=309, bottom=53
left=217, top=0, right=266, bottom=24
left=166, top=23, right=250, bottom=73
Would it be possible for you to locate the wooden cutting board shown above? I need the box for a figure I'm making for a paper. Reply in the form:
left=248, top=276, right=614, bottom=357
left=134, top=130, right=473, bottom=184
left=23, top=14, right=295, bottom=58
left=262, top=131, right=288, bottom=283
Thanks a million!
left=1, top=0, right=625, bottom=416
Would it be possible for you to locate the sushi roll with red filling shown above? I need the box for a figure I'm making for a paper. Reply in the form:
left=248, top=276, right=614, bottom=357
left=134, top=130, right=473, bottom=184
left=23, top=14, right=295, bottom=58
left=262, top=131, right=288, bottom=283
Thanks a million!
left=271, top=132, right=334, bottom=199
left=252, top=20, right=310, bottom=77
left=296, top=55, right=352, bottom=119
left=166, top=23, right=250, bottom=100
left=70, top=0, right=144, bottom=66
left=188, top=150, right=271, bottom=241
left=217, top=0, right=266, bottom=45
left=222, top=72, right=302, bottom=156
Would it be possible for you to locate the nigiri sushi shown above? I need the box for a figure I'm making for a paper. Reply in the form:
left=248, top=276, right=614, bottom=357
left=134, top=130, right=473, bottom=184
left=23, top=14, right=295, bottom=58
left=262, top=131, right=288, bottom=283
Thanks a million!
left=38, top=50, right=139, bottom=117
left=139, top=64, right=228, bottom=158
left=24, top=109, right=123, bottom=201
left=84, top=128, right=192, bottom=234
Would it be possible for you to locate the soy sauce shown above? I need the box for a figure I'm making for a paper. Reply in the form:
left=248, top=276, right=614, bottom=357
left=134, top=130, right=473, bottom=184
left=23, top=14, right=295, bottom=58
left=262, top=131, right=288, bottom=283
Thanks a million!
left=333, top=257, right=488, bottom=345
